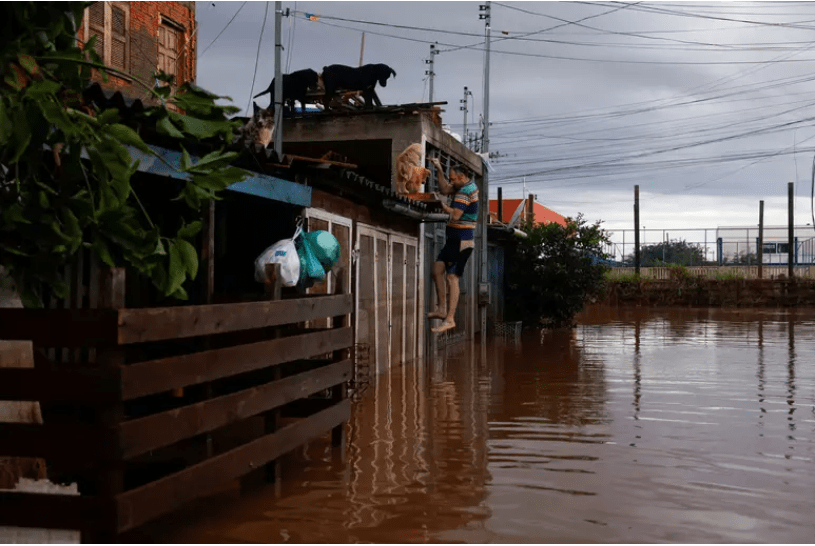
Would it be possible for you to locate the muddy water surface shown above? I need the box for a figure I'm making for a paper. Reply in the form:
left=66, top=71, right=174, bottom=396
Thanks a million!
left=131, top=306, right=815, bottom=543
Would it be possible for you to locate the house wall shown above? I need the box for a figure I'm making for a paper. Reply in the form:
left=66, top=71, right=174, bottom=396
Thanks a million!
left=283, top=113, right=423, bottom=191
left=282, top=111, right=486, bottom=365
left=281, top=110, right=482, bottom=193
left=309, top=189, right=422, bottom=373
left=78, top=1, right=196, bottom=96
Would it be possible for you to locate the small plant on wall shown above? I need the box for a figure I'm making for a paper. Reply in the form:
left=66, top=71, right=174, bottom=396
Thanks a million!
left=0, top=2, right=249, bottom=307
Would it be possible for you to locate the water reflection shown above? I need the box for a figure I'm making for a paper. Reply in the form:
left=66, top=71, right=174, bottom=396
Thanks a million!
left=787, top=317, right=796, bottom=437
left=634, top=318, right=642, bottom=421
left=342, top=340, right=492, bottom=540
left=129, top=306, right=815, bottom=544
left=757, top=317, right=766, bottom=427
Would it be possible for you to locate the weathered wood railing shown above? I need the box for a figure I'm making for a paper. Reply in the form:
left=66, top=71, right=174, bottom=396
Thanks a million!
left=0, top=292, right=353, bottom=541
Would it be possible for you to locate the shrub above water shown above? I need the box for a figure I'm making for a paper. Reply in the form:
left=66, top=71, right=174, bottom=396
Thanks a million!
left=505, top=214, right=611, bottom=328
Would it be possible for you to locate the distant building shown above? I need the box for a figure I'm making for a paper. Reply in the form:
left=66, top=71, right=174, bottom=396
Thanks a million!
left=488, top=197, right=567, bottom=227
left=77, top=1, right=197, bottom=97
left=716, top=225, right=815, bottom=265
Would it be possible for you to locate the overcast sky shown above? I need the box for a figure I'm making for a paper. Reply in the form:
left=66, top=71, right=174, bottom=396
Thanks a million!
left=195, top=1, right=815, bottom=244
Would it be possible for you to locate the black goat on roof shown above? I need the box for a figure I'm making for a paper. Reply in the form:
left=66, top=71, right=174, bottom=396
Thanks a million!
left=321, top=63, right=396, bottom=109
left=254, top=68, right=320, bottom=113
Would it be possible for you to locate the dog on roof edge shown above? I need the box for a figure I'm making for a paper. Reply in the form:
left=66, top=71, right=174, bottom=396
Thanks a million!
left=396, top=143, right=431, bottom=196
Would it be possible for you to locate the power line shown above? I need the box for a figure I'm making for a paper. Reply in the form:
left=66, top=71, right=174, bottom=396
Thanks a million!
left=246, top=1, right=270, bottom=115
left=301, top=13, right=815, bottom=65
left=285, top=1, right=296, bottom=73
left=200, top=1, right=248, bottom=58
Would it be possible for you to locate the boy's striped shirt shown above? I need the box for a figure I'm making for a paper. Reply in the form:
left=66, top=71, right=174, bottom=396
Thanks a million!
left=448, top=181, right=479, bottom=240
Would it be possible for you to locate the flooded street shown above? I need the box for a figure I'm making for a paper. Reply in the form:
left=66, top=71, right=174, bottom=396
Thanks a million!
left=130, top=306, right=815, bottom=543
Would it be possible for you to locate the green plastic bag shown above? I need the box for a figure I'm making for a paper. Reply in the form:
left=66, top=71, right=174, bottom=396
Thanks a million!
left=296, top=230, right=341, bottom=288
left=296, top=234, right=325, bottom=287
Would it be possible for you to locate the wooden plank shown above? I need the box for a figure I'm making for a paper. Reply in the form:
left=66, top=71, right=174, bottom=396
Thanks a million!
left=0, top=491, right=102, bottom=531
left=0, top=365, right=122, bottom=403
left=0, top=308, right=118, bottom=346
left=61, top=262, right=73, bottom=363
left=89, top=258, right=101, bottom=363
left=286, top=153, right=358, bottom=169
left=116, top=294, right=353, bottom=344
left=0, top=422, right=115, bottom=461
left=116, top=399, right=351, bottom=533
left=73, top=248, right=85, bottom=362
left=118, top=359, right=352, bottom=459
left=88, top=266, right=127, bottom=543
left=120, top=327, right=353, bottom=399
left=201, top=201, right=215, bottom=305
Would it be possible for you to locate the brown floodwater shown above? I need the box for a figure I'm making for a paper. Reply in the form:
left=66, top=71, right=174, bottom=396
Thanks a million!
left=127, top=306, right=815, bottom=543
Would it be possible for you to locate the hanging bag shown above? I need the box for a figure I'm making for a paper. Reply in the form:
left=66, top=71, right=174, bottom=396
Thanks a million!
left=295, top=230, right=341, bottom=288
left=254, top=222, right=303, bottom=287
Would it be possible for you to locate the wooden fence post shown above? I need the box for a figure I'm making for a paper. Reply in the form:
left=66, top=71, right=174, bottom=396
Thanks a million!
left=263, top=263, right=283, bottom=485
left=330, top=276, right=349, bottom=452
left=788, top=182, right=794, bottom=279
left=634, top=185, right=640, bottom=276
left=83, top=267, right=125, bottom=543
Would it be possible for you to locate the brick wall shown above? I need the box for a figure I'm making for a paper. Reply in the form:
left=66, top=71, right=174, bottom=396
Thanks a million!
left=77, top=1, right=196, bottom=100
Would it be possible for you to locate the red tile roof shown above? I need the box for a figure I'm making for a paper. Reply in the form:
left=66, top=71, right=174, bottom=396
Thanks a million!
left=489, top=198, right=567, bottom=227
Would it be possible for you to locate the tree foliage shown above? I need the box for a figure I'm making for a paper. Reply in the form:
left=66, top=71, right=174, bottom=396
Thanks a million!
left=505, top=214, right=611, bottom=328
left=721, top=251, right=758, bottom=265
left=0, top=2, right=249, bottom=307
left=624, top=239, right=707, bottom=267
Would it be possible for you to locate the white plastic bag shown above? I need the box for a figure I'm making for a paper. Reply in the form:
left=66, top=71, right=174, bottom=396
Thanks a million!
left=254, top=224, right=302, bottom=287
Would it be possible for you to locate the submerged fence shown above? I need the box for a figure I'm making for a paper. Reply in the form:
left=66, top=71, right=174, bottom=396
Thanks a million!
left=0, top=266, right=352, bottom=541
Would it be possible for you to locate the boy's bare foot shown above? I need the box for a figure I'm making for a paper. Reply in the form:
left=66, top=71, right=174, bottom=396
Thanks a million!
left=431, top=320, right=455, bottom=333
left=427, top=310, right=446, bottom=320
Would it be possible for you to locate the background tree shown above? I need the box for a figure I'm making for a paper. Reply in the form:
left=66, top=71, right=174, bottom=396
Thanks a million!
left=505, top=214, right=611, bottom=328
left=624, top=239, right=707, bottom=266
left=721, top=250, right=758, bottom=265
left=1, top=2, right=248, bottom=307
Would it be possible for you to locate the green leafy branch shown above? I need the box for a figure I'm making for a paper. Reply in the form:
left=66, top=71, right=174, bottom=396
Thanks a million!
left=1, top=1, right=249, bottom=307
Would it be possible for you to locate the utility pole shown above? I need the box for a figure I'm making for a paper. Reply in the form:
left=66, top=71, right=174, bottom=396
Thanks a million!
left=273, top=1, right=283, bottom=160
left=460, top=86, right=472, bottom=146
left=758, top=200, right=764, bottom=279
left=478, top=1, right=491, bottom=341
left=634, top=185, right=640, bottom=276
left=359, top=32, right=365, bottom=66
left=788, top=182, right=794, bottom=278
left=425, top=44, right=438, bottom=102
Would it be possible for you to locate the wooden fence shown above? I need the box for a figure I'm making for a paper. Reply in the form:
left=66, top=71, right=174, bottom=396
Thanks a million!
left=0, top=268, right=353, bottom=541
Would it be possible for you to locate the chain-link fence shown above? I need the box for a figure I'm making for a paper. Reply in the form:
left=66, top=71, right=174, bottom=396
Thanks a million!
left=603, top=226, right=815, bottom=267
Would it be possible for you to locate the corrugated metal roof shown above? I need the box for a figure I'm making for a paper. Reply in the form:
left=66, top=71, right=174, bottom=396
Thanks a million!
left=129, top=145, right=311, bottom=207
left=82, top=83, right=434, bottom=214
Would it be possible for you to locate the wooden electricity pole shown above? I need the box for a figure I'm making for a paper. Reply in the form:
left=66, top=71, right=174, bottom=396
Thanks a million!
left=634, top=185, right=640, bottom=276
